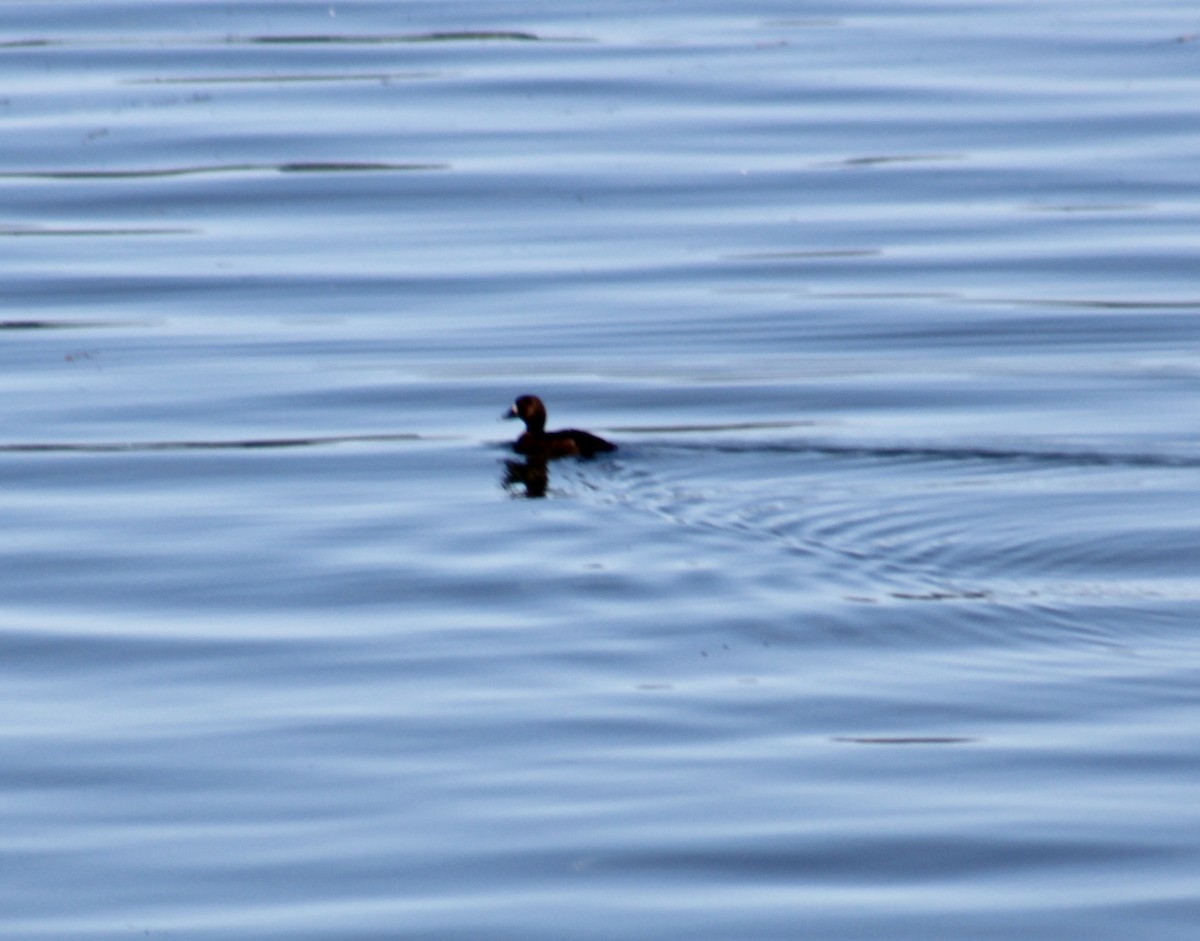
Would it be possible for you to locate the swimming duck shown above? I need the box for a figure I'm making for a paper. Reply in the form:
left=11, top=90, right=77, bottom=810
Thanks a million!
left=503, top=395, right=617, bottom=459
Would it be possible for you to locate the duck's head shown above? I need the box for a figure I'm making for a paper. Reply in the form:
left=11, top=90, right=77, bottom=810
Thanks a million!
left=504, top=394, right=547, bottom=431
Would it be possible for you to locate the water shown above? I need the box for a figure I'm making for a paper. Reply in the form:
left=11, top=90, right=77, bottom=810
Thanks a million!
left=2, top=2, right=1199, bottom=938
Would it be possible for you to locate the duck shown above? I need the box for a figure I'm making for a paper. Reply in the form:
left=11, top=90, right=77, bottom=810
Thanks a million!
left=503, top=395, right=617, bottom=459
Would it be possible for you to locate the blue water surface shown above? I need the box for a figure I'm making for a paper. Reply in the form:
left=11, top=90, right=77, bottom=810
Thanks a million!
left=1, top=2, right=1198, bottom=938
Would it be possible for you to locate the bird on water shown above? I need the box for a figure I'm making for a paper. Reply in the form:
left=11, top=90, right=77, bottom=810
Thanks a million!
left=503, top=395, right=617, bottom=459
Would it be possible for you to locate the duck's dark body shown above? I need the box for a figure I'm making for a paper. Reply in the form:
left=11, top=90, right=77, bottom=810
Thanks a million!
left=513, top=427, right=616, bottom=459
left=504, top=395, right=617, bottom=459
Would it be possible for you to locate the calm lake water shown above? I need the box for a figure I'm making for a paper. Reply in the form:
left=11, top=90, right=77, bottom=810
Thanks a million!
left=2, top=2, right=1199, bottom=938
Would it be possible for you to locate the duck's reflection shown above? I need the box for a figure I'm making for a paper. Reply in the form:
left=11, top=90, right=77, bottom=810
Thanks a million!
left=502, top=455, right=549, bottom=498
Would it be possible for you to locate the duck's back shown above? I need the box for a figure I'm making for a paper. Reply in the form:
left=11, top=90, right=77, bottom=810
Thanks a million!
left=516, top=428, right=616, bottom=459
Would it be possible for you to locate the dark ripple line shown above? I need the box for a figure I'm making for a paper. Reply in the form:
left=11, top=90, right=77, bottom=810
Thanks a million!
left=1, top=319, right=143, bottom=330
left=996, top=297, right=1200, bottom=311
left=0, top=31, right=564, bottom=49
left=652, top=438, right=1200, bottom=470
left=1, top=162, right=447, bottom=181
left=832, top=736, right=977, bottom=745
left=725, top=249, right=882, bottom=261
left=246, top=31, right=546, bottom=45
left=126, top=72, right=441, bottom=86
left=816, top=153, right=965, bottom=168
left=795, top=289, right=1200, bottom=310
left=0, top=434, right=427, bottom=454
left=0, top=225, right=193, bottom=237
left=610, top=420, right=814, bottom=434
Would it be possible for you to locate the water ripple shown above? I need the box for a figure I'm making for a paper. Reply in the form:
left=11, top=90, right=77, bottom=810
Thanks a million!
left=643, top=437, right=1200, bottom=471
left=0, top=434, right=427, bottom=454
left=2, top=162, right=447, bottom=180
